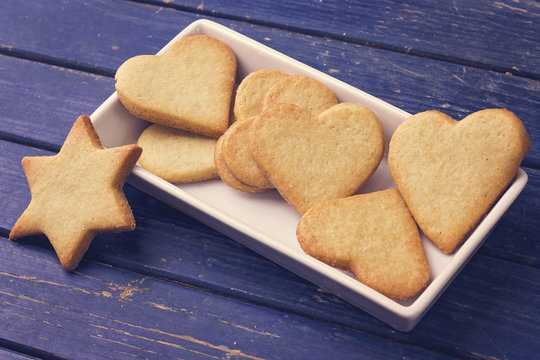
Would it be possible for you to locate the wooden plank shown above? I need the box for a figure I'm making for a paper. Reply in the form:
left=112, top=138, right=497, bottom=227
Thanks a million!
left=2, top=139, right=540, bottom=358
left=0, top=0, right=194, bottom=75
left=481, top=168, right=540, bottom=266
left=418, top=254, right=540, bottom=359
left=3, top=0, right=539, bottom=79
left=0, top=238, right=456, bottom=360
left=170, top=0, right=540, bottom=79
left=0, top=56, right=113, bottom=152
left=1, top=1, right=538, bottom=357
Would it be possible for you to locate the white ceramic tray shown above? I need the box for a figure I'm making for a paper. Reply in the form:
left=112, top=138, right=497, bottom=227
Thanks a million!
left=90, top=19, right=528, bottom=331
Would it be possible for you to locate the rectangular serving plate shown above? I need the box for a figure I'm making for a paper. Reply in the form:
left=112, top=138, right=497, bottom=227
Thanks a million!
left=90, top=19, right=528, bottom=331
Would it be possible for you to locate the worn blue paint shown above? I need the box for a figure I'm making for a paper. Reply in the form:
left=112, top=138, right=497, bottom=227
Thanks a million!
left=1, top=232, right=459, bottom=360
left=152, top=0, right=540, bottom=79
left=1, top=2, right=539, bottom=165
left=0, top=0, right=539, bottom=359
left=2, top=138, right=540, bottom=359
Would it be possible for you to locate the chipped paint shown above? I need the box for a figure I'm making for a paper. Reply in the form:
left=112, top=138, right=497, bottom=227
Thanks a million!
left=92, top=320, right=266, bottom=360
left=493, top=1, right=528, bottom=12
left=91, top=323, right=222, bottom=359
left=452, top=74, right=467, bottom=84
left=42, top=320, right=62, bottom=328
left=90, top=334, right=157, bottom=353
left=88, top=313, right=108, bottom=321
left=108, top=278, right=149, bottom=300
left=144, top=301, right=190, bottom=314
left=0, top=271, right=97, bottom=296
left=117, top=285, right=147, bottom=300
left=7, top=312, right=36, bottom=321
left=216, top=319, right=280, bottom=338
left=390, top=62, right=426, bottom=78
left=1, top=244, right=60, bottom=266
left=0, top=299, right=34, bottom=311
left=0, top=272, right=151, bottom=303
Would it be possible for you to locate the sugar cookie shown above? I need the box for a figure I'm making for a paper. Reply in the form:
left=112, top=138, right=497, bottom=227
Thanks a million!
left=9, top=116, right=142, bottom=271
left=214, top=134, right=266, bottom=194
left=234, top=69, right=289, bottom=123
left=297, top=188, right=430, bottom=300
left=261, top=75, right=338, bottom=115
left=137, top=124, right=218, bottom=183
left=115, top=35, right=236, bottom=138
left=388, top=109, right=530, bottom=253
left=221, top=117, right=273, bottom=189
left=250, top=102, right=385, bottom=214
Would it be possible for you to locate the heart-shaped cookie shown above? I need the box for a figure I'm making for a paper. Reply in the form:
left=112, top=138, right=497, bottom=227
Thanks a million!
left=233, top=69, right=289, bottom=123
left=261, top=74, right=338, bottom=116
left=220, top=72, right=338, bottom=192
left=250, top=102, right=385, bottom=214
left=388, top=109, right=530, bottom=253
left=115, top=35, right=236, bottom=138
left=297, top=188, right=430, bottom=300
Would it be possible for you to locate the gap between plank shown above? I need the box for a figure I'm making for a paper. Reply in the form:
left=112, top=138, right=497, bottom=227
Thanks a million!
left=0, top=338, right=65, bottom=360
left=0, top=130, right=60, bottom=154
left=0, top=46, right=115, bottom=78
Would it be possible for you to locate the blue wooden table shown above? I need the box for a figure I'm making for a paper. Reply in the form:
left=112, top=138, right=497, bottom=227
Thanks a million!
left=1, top=1, right=538, bottom=359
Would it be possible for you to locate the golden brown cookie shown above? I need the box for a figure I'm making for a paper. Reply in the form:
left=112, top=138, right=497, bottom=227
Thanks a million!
left=388, top=109, right=530, bottom=253
left=234, top=69, right=289, bottom=123
left=221, top=117, right=273, bottom=189
left=137, top=124, right=218, bottom=183
left=9, top=116, right=142, bottom=271
left=222, top=71, right=338, bottom=192
left=214, top=134, right=267, bottom=194
left=250, top=102, right=385, bottom=215
left=261, top=74, right=338, bottom=115
left=115, top=35, right=236, bottom=138
left=297, top=188, right=430, bottom=300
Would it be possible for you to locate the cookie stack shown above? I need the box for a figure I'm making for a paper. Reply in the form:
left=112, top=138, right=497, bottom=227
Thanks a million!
left=115, top=35, right=237, bottom=183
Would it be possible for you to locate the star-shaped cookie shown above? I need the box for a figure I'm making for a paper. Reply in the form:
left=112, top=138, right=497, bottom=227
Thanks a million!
left=9, top=116, right=142, bottom=271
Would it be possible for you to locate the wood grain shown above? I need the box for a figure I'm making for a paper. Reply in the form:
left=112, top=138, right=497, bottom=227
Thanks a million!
left=1, top=0, right=539, bottom=358
left=1, top=32, right=539, bottom=166
left=2, top=139, right=539, bottom=358
left=0, top=55, right=113, bottom=151
left=0, top=237, right=458, bottom=360
left=119, top=0, right=540, bottom=79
